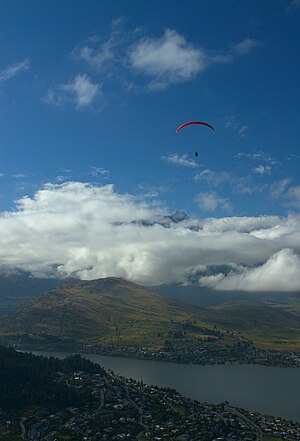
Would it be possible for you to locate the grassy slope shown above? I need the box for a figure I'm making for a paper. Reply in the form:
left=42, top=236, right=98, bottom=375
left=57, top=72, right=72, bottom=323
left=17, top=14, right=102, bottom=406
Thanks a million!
left=0, top=278, right=217, bottom=347
left=1, top=278, right=300, bottom=350
left=260, top=293, right=300, bottom=317
left=211, top=301, right=300, bottom=349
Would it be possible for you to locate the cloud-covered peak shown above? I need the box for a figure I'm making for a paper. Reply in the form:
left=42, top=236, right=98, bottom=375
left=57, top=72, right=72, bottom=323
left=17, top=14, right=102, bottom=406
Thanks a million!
left=0, top=181, right=299, bottom=291
left=200, top=248, right=300, bottom=292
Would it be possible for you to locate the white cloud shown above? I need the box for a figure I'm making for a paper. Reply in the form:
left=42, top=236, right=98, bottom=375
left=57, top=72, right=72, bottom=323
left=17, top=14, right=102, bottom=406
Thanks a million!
left=270, top=179, right=300, bottom=209
left=162, top=153, right=199, bottom=168
left=270, top=178, right=292, bottom=198
left=45, top=74, right=101, bottom=108
left=252, top=165, right=271, bottom=175
left=91, top=167, right=110, bottom=178
left=195, top=191, right=232, bottom=213
left=238, top=125, right=248, bottom=138
left=54, top=175, right=70, bottom=183
left=0, top=59, right=30, bottom=83
left=199, top=249, right=300, bottom=292
left=211, top=54, right=233, bottom=64
left=1, top=181, right=300, bottom=290
left=73, top=40, right=115, bottom=70
left=12, top=173, right=28, bottom=179
left=195, top=169, right=231, bottom=186
left=72, top=18, right=126, bottom=71
left=129, top=29, right=210, bottom=90
left=285, top=186, right=300, bottom=209
left=201, top=215, right=283, bottom=234
left=237, top=151, right=279, bottom=165
left=129, top=31, right=261, bottom=90
left=71, top=26, right=261, bottom=92
left=194, top=166, right=270, bottom=196
left=62, top=75, right=101, bottom=107
left=286, top=0, right=300, bottom=11
left=234, top=38, right=262, bottom=55
left=224, top=116, right=249, bottom=138
left=224, top=115, right=237, bottom=129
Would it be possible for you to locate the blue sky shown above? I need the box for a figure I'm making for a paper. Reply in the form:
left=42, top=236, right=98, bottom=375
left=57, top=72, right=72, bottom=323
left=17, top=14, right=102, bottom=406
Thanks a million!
left=1, top=0, right=300, bottom=290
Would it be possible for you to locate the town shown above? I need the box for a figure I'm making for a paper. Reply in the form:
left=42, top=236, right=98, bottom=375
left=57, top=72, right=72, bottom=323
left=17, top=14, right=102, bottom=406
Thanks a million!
left=1, top=365, right=300, bottom=440
left=7, top=327, right=300, bottom=369
left=79, top=340, right=300, bottom=369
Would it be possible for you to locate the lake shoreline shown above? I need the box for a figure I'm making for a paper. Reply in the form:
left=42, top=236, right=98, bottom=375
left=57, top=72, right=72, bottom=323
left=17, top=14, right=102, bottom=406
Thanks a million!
left=28, top=349, right=300, bottom=422
left=12, top=340, right=300, bottom=368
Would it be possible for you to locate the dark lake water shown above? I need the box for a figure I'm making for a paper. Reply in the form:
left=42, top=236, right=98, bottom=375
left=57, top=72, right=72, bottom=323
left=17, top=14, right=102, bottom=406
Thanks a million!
left=32, top=351, right=300, bottom=422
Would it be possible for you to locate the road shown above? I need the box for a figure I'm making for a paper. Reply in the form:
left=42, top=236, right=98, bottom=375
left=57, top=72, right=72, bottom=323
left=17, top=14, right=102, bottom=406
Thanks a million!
left=20, top=417, right=26, bottom=439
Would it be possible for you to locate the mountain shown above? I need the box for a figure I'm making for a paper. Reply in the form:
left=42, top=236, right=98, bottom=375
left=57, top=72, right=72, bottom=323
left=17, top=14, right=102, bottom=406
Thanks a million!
left=211, top=301, right=300, bottom=350
left=0, top=277, right=299, bottom=351
left=153, top=283, right=300, bottom=314
left=0, top=269, right=61, bottom=317
left=128, top=210, right=190, bottom=228
left=0, top=278, right=217, bottom=347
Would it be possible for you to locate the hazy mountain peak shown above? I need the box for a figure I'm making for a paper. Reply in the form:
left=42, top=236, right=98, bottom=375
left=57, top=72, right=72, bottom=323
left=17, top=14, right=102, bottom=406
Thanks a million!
left=168, top=210, right=189, bottom=223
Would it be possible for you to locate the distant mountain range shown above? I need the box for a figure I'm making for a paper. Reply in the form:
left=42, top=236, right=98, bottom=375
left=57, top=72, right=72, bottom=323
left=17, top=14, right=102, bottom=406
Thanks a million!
left=0, top=269, right=61, bottom=317
left=0, top=277, right=299, bottom=351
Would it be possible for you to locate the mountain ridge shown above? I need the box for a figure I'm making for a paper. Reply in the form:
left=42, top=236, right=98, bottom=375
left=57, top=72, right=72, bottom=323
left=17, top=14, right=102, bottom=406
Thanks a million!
left=0, top=277, right=300, bottom=351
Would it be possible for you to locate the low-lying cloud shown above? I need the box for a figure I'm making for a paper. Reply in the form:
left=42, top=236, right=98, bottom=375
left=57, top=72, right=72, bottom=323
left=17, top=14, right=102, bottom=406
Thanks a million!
left=199, top=249, right=300, bottom=291
left=0, top=181, right=300, bottom=291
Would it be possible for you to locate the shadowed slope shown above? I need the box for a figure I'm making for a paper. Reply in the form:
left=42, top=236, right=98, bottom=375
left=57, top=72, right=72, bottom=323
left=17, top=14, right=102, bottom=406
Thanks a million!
left=0, top=278, right=216, bottom=346
left=212, top=301, right=300, bottom=349
left=0, top=278, right=299, bottom=350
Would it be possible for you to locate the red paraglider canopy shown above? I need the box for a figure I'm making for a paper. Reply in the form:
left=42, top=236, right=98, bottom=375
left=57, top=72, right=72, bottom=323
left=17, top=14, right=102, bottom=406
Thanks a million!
left=176, top=121, right=215, bottom=134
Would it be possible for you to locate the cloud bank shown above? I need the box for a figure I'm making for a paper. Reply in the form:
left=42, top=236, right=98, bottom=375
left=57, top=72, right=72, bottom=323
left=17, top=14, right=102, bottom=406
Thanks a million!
left=200, top=249, right=300, bottom=291
left=0, top=181, right=300, bottom=291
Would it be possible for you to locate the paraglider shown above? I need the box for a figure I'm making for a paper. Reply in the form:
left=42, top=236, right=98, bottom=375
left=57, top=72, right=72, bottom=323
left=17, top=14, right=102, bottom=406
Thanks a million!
left=176, top=121, right=214, bottom=158
left=176, top=121, right=215, bottom=134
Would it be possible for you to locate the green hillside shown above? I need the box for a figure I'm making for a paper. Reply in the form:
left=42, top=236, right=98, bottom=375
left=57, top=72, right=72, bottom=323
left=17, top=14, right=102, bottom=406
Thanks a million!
left=0, top=278, right=220, bottom=347
left=0, top=278, right=299, bottom=351
left=211, top=301, right=300, bottom=350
